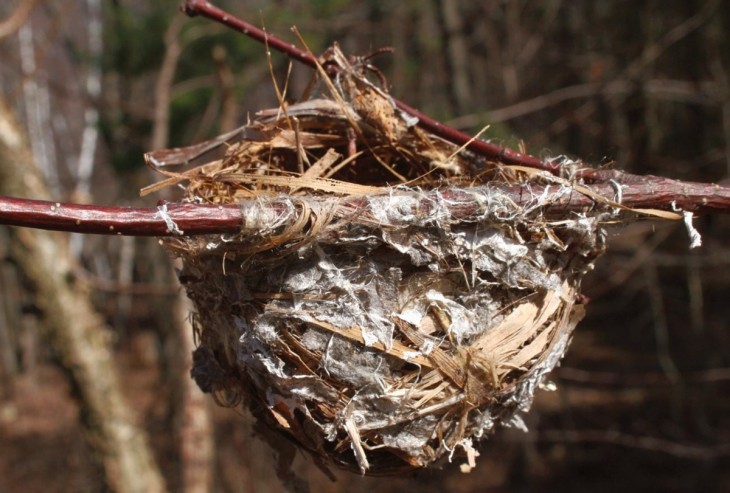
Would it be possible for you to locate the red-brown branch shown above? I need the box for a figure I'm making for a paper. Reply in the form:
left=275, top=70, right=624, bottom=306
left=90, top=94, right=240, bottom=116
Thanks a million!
left=1, top=3, right=726, bottom=237
left=0, top=197, right=244, bottom=236
left=180, top=0, right=557, bottom=173
left=2, top=176, right=729, bottom=236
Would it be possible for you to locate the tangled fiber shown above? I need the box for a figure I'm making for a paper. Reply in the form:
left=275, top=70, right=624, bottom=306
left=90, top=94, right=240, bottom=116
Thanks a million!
left=150, top=44, right=611, bottom=474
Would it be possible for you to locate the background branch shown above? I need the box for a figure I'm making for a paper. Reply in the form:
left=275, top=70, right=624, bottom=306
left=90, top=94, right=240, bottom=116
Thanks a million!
left=181, top=0, right=557, bottom=174
left=0, top=0, right=39, bottom=40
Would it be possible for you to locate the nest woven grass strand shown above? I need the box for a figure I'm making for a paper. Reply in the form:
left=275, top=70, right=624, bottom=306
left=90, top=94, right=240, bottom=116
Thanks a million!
left=152, top=44, right=608, bottom=475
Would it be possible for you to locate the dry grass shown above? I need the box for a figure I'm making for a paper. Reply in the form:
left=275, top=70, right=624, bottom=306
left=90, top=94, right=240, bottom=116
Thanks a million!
left=151, top=43, right=607, bottom=475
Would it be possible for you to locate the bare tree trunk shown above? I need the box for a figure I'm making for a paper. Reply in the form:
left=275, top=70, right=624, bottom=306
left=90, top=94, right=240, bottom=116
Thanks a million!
left=435, top=0, right=472, bottom=114
left=70, top=0, right=104, bottom=258
left=17, top=19, right=61, bottom=196
left=171, top=270, right=214, bottom=493
left=0, top=99, right=166, bottom=493
left=0, top=0, right=40, bottom=40
left=151, top=17, right=214, bottom=492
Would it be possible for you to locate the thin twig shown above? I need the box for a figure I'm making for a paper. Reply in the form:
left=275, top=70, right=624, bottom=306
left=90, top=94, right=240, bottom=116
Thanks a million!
left=448, top=79, right=719, bottom=128
left=0, top=197, right=245, bottom=236
left=2, top=175, right=730, bottom=236
left=152, top=16, right=185, bottom=151
left=531, top=0, right=720, bottom=151
left=180, top=0, right=557, bottom=173
left=539, top=429, right=730, bottom=460
left=559, top=367, right=730, bottom=387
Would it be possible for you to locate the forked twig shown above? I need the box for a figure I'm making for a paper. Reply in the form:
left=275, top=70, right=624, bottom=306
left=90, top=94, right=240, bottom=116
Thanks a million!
left=181, top=0, right=557, bottom=173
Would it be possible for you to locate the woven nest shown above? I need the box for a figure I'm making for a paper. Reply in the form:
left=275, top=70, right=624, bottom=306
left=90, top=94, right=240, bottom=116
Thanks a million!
left=149, top=44, right=608, bottom=474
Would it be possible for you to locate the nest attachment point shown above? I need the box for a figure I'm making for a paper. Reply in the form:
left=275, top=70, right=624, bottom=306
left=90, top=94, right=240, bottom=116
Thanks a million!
left=153, top=43, right=610, bottom=475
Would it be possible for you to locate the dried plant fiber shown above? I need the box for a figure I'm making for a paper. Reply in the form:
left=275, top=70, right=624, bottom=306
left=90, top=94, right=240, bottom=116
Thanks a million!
left=152, top=43, right=609, bottom=474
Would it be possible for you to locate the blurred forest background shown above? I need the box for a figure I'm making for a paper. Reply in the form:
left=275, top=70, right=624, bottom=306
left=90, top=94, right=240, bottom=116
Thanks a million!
left=1, top=0, right=730, bottom=492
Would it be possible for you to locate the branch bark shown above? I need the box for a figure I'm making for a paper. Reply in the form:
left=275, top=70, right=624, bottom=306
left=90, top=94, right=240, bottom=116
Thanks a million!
left=1, top=173, right=729, bottom=237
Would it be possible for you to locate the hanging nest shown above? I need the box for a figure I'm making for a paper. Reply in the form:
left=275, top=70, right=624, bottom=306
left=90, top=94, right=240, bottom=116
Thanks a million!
left=147, top=44, right=610, bottom=475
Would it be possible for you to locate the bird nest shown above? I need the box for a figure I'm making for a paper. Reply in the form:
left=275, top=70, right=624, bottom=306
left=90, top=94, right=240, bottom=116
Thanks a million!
left=148, top=44, right=608, bottom=474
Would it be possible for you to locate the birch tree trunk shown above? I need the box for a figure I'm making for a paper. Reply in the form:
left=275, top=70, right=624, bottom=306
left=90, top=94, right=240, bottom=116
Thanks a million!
left=171, top=281, right=214, bottom=493
left=0, top=99, right=166, bottom=493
